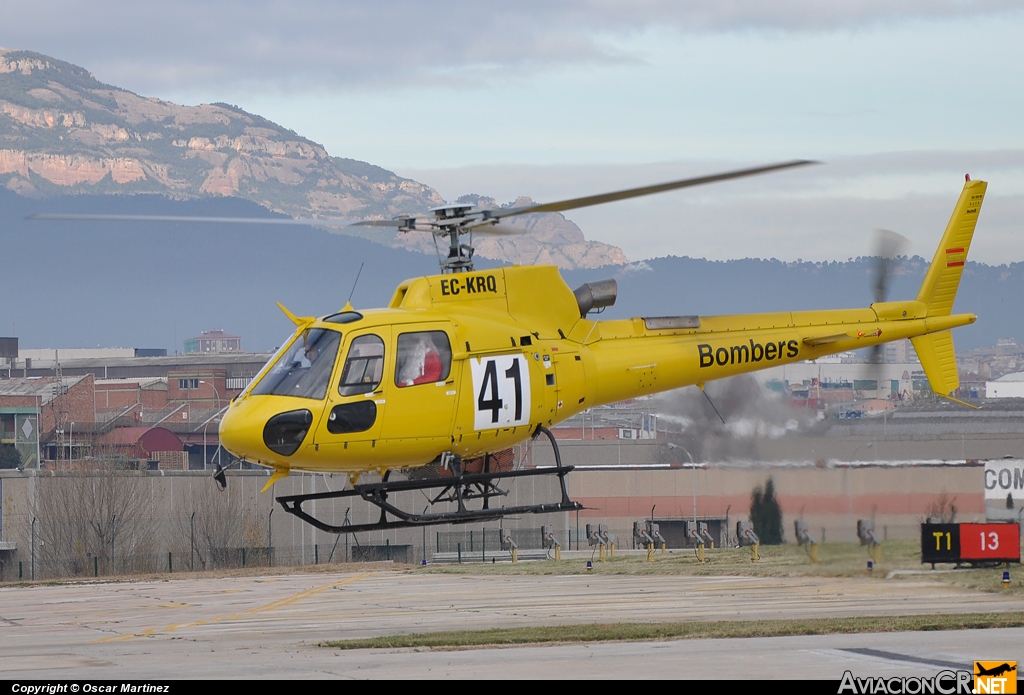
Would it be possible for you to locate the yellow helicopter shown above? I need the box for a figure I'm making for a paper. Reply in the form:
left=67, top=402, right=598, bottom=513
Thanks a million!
left=36, top=161, right=986, bottom=533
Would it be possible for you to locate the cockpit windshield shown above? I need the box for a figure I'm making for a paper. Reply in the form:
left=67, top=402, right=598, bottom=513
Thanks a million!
left=251, top=328, right=342, bottom=400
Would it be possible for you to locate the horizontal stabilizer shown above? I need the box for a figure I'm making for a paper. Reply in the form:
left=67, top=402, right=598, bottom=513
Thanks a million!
left=911, top=330, right=959, bottom=396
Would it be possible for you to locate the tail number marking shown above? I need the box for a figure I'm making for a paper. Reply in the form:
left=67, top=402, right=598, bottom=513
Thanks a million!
left=471, top=354, right=531, bottom=430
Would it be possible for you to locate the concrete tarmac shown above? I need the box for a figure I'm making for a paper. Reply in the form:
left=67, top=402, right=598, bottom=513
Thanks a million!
left=1, top=569, right=1023, bottom=679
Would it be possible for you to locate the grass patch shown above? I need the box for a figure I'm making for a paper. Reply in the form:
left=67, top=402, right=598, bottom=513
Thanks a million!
left=322, top=612, right=1024, bottom=651
left=419, top=540, right=1024, bottom=595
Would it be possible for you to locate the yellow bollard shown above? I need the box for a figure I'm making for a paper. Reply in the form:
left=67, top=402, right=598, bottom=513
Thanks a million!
left=660, top=542, right=666, bottom=555
left=809, top=543, right=819, bottom=564
left=751, top=541, right=760, bottom=563
left=697, top=543, right=705, bottom=563
left=609, top=543, right=615, bottom=558
left=599, top=544, right=607, bottom=562
left=710, top=541, right=715, bottom=549
left=647, top=542, right=654, bottom=562
left=872, top=542, right=881, bottom=566
left=512, top=548, right=518, bottom=564
left=554, top=546, right=561, bottom=562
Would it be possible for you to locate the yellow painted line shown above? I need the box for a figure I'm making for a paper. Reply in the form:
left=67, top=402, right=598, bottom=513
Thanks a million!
left=94, top=572, right=375, bottom=643
left=691, top=584, right=774, bottom=592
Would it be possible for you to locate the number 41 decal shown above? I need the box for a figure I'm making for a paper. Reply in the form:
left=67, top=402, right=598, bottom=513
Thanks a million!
left=470, top=354, right=531, bottom=430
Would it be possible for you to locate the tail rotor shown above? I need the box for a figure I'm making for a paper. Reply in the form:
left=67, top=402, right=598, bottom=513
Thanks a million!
left=866, top=230, right=909, bottom=401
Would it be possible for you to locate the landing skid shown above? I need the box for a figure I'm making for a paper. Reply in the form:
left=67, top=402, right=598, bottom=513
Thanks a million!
left=276, top=426, right=582, bottom=534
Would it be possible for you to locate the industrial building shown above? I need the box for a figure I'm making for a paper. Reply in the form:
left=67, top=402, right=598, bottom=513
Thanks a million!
left=0, top=336, right=1021, bottom=580
left=184, top=330, right=242, bottom=354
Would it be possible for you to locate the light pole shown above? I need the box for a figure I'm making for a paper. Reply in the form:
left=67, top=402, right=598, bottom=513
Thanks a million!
left=268, top=508, right=273, bottom=566
left=199, top=380, right=222, bottom=411
left=668, top=443, right=698, bottom=525
left=35, top=394, right=40, bottom=468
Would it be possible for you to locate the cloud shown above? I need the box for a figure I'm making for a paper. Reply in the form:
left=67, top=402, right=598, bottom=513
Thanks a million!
left=400, top=150, right=1024, bottom=263
left=3, top=1, right=1019, bottom=95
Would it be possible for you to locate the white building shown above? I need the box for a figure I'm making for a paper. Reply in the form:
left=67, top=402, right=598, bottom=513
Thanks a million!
left=985, top=372, right=1024, bottom=398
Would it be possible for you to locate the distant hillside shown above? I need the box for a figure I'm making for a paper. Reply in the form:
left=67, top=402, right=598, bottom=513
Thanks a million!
left=0, top=47, right=626, bottom=269
left=0, top=190, right=457, bottom=352
left=2, top=187, right=1016, bottom=353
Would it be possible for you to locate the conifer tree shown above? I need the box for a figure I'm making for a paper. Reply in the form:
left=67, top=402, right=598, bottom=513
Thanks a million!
left=750, top=477, right=784, bottom=544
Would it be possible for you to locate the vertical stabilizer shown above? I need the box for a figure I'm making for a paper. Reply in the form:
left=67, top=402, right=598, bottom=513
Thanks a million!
left=916, top=179, right=986, bottom=316
left=909, top=178, right=986, bottom=399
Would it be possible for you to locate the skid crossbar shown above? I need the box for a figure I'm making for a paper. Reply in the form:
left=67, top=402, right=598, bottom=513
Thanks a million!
left=277, top=466, right=580, bottom=533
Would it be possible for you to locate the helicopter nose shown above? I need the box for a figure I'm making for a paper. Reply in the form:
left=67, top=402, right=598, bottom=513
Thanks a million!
left=218, top=403, right=257, bottom=461
left=219, top=405, right=248, bottom=458
left=220, top=400, right=314, bottom=462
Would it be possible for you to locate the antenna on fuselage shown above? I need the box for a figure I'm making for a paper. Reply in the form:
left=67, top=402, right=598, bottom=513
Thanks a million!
left=698, top=384, right=727, bottom=424
left=346, top=262, right=365, bottom=308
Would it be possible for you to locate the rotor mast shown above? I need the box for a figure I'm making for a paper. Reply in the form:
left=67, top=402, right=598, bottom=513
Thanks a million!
left=431, top=203, right=478, bottom=273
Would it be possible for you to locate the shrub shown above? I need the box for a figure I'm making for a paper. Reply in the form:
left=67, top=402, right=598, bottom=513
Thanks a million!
left=0, top=444, right=21, bottom=469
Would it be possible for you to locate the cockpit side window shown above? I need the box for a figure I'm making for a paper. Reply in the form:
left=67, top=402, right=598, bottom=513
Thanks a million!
left=338, top=334, right=385, bottom=396
left=395, top=331, right=452, bottom=387
left=251, top=328, right=341, bottom=400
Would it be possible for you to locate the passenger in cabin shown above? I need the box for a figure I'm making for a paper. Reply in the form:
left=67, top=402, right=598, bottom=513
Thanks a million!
left=397, top=333, right=443, bottom=386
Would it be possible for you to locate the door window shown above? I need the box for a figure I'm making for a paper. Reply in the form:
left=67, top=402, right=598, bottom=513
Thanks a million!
left=338, top=334, right=385, bottom=396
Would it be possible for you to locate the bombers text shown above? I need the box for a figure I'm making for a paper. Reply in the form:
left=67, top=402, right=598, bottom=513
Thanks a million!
left=698, top=339, right=799, bottom=368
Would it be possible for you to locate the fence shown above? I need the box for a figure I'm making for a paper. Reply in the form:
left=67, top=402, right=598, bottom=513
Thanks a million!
left=0, top=543, right=382, bottom=581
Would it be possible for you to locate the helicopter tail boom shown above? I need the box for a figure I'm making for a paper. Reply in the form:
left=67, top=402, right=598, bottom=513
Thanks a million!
left=581, top=178, right=986, bottom=407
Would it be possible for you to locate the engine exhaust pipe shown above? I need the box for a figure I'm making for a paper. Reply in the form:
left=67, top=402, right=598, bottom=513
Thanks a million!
left=573, top=279, right=617, bottom=317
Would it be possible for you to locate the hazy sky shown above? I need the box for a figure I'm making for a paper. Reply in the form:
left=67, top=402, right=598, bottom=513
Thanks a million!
left=5, top=1, right=1024, bottom=263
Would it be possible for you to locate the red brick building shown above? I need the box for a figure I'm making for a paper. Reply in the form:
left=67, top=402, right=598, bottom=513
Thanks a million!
left=94, top=377, right=168, bottom=415
left=0, top=375, right=96, bottom=466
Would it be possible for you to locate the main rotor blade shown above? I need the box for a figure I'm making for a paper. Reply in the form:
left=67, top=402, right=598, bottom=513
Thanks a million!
left=28, top=160, right=817, bottom=235
left=489, top=160, right=819, bottom=220
left=27, top=213, right=354, bottom=228
left=349, top=218, right=417, bottom=228
left=30, top=211, right=441, bottom=235
left=465, top=221, right=522, bottom=236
